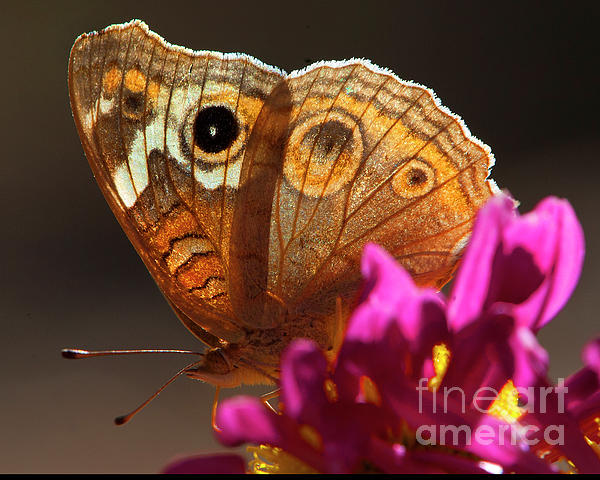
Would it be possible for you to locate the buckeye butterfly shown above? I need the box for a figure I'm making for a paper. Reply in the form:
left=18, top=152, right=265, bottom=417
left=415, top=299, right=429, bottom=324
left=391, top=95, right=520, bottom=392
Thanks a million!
left=67, top=20, right=497, bottom=407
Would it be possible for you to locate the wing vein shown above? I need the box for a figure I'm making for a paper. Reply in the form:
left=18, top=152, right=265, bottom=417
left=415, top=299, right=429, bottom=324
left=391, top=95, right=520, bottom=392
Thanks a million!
left=162, top=49, right=184, bottom=181
left=343, top=117, right=457, bottom=229
left=219, top=58, right=248, bottom=247
left=191, top=56, right=212, bottom=213
left=288, top=64, right=360, bottom=243
left=329, top=90, right=429, bottom=254
left=313, top=154, right=482, bottom=285
left=118, top=28, right=139, bottom=198
left=275, top=67, right=324, bottom=283
left=287, top=75, right=392, bottom=247
left=142, top=41, right=161, bottom=220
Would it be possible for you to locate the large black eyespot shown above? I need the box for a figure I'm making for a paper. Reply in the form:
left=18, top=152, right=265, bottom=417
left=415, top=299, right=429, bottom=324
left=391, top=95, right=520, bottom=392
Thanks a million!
left=193, top=105, right=239, bottom=154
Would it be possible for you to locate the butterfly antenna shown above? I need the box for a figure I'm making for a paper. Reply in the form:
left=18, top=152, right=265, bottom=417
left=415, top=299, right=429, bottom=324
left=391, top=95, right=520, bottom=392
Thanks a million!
left=114, top=357, right=206, bottom=426
left=61, top=348, right=204, bottom=358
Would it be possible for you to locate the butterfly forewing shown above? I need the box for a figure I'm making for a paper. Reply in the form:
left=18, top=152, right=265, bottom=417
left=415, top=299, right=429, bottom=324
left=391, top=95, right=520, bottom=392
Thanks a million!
left=69, top=21, right=285, bottom=343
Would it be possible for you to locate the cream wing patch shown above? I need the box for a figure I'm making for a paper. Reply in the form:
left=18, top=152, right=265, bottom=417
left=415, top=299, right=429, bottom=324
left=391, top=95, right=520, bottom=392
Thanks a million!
left=193, top=162, right=243, bottom=190
left=165, top=236, right=215, bottom=273
left=115, top=77, right=249, bottom=207
left=128, top=130, right=150, bottom=193
left=113, top=163, right=138, bottom=208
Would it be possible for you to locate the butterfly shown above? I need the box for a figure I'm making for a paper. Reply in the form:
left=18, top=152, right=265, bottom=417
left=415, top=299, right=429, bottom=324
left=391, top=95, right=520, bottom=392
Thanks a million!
left=68, top=20, right=497, bottom=393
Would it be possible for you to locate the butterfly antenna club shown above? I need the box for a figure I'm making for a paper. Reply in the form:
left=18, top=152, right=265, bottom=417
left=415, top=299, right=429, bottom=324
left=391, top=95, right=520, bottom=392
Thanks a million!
left=114, top=357, right=206, bottom=425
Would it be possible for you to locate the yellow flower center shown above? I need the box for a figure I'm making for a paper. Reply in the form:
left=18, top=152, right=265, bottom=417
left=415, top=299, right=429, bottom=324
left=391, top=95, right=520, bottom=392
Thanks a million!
left=487, top=380, right=524, bottom=423
left=247, top=445, right=317, bottom=474
left=429, top=343, right=451, bottom=390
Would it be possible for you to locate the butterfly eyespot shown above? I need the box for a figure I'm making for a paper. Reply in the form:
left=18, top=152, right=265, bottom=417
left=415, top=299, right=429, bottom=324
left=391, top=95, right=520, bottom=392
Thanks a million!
left=193, top=105, right=239, bottom=154
left=392, top=159, right=436, bottom=198
left=177, top=103, right=247, bottom=172
left=121, top=69, right=151, bottom=120
left=284, top=111, right=363, bottom=197
left=408, top=168, right=427, bottom=186
left=122, top=92, right=144, bottom=119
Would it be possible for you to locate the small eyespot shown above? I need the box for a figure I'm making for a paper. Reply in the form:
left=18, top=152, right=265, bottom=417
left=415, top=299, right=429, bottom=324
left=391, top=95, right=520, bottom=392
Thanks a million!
left=122, top=92, right=144, bottom=119
left=407, top=168, right=428, bottom=186
left=392, top=159, right=436, bottom=198
left=119, top=68, right=157, bottom=120
left=193, top=105, right=239, bottom=154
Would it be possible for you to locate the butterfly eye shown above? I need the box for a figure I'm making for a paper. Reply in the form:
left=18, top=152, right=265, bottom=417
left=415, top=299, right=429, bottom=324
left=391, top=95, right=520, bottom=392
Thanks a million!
left=193, top=105, right=239, bottom=154
left=392, top=159, right=436, bottom=198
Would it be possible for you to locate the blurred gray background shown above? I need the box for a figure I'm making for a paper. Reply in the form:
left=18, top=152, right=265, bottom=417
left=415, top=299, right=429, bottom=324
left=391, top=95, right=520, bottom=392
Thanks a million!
left=1, top=0, right=598, bottom=473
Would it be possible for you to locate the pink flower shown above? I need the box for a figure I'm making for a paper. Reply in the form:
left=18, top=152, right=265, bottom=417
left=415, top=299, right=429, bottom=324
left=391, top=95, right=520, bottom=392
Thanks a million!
left=448, top=195, right=585, bottom=333
left=163, top=194, right=599, bottom=473
left=522, top=337, right=600, bottom=470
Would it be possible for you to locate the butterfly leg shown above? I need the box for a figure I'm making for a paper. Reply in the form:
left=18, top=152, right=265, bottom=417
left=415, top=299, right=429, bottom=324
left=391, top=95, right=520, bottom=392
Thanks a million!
left=211, top=386, right=222, bottom=432
left=336, top=296, right=343, bottom=327
left=332, top=295, right=347, bottom=351
left=260, top=388, right=281, bottom=414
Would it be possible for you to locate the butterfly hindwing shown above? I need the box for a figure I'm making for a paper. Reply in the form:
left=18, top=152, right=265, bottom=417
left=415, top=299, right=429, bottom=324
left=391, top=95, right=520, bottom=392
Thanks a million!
left=268, top=62, right=496, bottom=319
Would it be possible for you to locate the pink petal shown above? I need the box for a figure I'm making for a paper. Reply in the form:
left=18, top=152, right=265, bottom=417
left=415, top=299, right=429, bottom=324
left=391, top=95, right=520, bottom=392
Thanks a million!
left=565, top=338, right=600, bottom=409
left=570, top=391, right=600, bottom=446
left=511, top=197, right=585, bottom=330
left=466, top=416, right=554, bottom=473
left=448, top=195, right=585, bottom=332
left=583, top=337, right=600, bottom=373
left=357, top=244, right=447, bottom=347
left=525, top=389, right=600, bottom=473
left=280, top=339, right=329, bottom=424
left=215, top=396, right=280, bottom=447
left=564, top=368, right=599, bottom=410
left=509, top=325, right=549, bottom=388
left=448, top=194, right=515, bottom=331
left=337, top=244, right=448, bottom=394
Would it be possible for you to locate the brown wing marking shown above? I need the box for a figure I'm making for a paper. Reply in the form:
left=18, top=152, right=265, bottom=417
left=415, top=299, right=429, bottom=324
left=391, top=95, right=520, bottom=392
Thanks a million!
left=228, top=80, right=293, bottom=329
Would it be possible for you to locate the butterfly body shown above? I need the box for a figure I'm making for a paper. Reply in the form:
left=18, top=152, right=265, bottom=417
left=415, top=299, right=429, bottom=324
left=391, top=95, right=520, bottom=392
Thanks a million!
left=69, top=20, right=497, bottom=387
